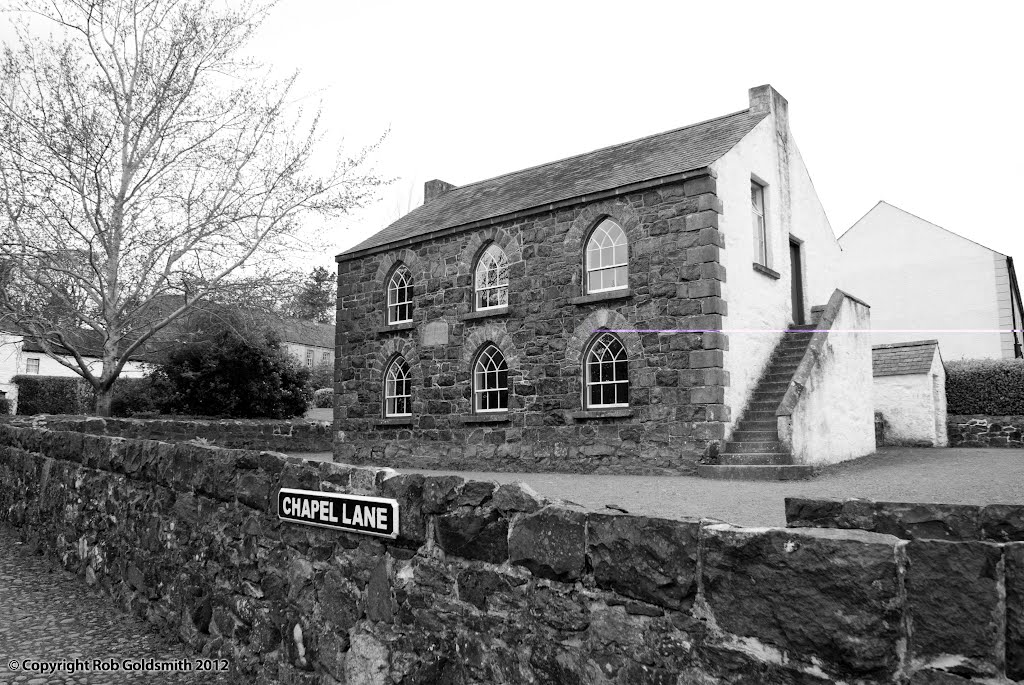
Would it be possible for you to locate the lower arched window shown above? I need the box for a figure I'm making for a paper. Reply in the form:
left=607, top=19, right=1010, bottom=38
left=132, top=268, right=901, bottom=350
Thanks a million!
left=585, top=333, right=628, bottom=408
left=384, top=357, right=412, bottom=417
left=473, top=344, right=508, bottom=412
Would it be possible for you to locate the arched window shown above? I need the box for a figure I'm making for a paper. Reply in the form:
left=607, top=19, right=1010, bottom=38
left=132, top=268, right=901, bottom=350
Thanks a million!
left=474, top=244, right=509, bottom=310
left=387, top=265, right=413, bottom=324
left=384, top=357, right=412, bottom=417
left=585, top=333, right=628, bottom=408
left=473, top=344, right=508, bottom=413
left=585, top=218, right=628, bottom=293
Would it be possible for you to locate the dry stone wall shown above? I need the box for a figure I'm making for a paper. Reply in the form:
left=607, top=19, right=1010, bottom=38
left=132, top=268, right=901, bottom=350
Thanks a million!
left=0, top=426, right=1019, bottom=684
left=947, top=415, right=1024, bottom=448
left=1, top=415, right=333, bottom=452
left=335, top=173, right=729, bottom=475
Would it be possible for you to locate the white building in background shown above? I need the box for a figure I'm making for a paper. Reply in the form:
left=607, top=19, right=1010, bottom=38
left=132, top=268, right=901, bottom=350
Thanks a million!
left=872, top=340, right=947, bottom=447
left=276, top=319, right=335, bottom=372
left=0, top=332, right=150, bottom=412
left=840, top=201, right=1024, bottom=361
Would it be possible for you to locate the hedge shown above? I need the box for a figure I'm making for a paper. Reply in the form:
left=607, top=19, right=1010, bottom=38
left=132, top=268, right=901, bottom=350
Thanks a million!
left=12, top=375, right=92, bottom=415
left=945, top=358, right=1024, bottom=415
left=312, top=388, right=333, bottom=408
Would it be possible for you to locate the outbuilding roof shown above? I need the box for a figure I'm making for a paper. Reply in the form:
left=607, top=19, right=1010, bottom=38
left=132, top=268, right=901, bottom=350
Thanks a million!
left=339, top=108, right=768, bottom=259
left=872, top=340, right=940, bottom=377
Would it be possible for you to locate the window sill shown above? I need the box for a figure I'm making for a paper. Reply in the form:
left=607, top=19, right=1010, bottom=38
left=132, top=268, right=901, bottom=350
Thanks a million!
left=460, top=307, right=509, bottom=322
left=570, top=289, right=632, bottom=306
left=570, top=408, right=633, bottom=420
left=371, top=417, right=413, bottom=427
left=752, top=263, right=780, bottom=280
left=376, top=322, right=416, bottom=334
left=460, top=413, right=511, bottom=424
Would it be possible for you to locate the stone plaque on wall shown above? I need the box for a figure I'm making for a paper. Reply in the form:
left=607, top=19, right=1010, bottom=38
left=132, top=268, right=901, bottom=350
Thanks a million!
left=422, top=320, right=449, bottom=347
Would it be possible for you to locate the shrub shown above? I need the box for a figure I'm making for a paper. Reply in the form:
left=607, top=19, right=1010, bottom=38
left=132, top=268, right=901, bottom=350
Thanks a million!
left=12, top=375, right=90, bottom=415
left=313, top=388, right=333, bottom=408
left=309, top=361, right=334, bottom=390
left=157, top=327, right=312, bottom=419
left=0, top=397, right=10, bottom=415
left=110, top=376, right=173, bottom=418
left=945, top=358, right=1024, bottom=415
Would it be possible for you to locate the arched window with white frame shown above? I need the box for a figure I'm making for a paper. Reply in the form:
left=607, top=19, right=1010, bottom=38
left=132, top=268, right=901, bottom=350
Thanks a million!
left=474, top=243, right=509, bottom=310
left=584, top=333, right=629, bottom=408
left=383, top=356, right=412, bottom=417
left=585, top=218, right=628, bottom=294
left=473, top=344, right=508, bottom=413
left=387, top=265, right=413, bottom=324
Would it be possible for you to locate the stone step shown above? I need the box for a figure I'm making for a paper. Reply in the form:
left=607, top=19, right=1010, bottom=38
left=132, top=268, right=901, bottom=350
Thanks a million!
left=723, top=441, right=784, bottom=454
left=717, top=452, right=792, bottom=466
left=763, top=370, right=799, bottom=383
left=730, top=430, right=777, bottom=441
left=735, top=423, right=778, bottom=434
left=696, top=464, right=815, bottom=481
left=741, top=410, right=777, bottom=423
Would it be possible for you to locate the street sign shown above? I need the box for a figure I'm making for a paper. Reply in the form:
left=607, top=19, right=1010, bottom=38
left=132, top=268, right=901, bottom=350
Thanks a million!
left=277, top=488, right=400, bottom=539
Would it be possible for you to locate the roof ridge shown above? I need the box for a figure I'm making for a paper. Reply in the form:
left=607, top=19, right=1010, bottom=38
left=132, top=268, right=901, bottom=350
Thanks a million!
left=437, top=107, right=759, bottom=197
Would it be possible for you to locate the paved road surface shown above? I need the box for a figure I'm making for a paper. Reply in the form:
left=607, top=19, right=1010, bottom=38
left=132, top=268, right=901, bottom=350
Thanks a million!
left=0, top=527, right=228, bottom=685
left=292, top=447, right=1024, bottom=527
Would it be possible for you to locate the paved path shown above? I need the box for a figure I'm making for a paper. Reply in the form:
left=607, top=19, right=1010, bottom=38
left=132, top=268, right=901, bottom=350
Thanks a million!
left=292, top=447, right=1024, bottom=527
left=0, top=527, right=228, bottom=685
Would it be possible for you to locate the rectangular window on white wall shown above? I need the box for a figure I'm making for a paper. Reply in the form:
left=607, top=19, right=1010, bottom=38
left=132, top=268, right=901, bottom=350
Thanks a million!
left=322, top=351, right=330, bottom=363
left=26, top=357, right=40, bottom=374
left=305, top=349, right=314, bottom=368
left=751, top=180, right=768, bottom=267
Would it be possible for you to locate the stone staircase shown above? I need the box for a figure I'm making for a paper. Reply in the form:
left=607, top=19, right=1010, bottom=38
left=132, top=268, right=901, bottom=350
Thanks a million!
left=697, top=324, right=817, bottom=480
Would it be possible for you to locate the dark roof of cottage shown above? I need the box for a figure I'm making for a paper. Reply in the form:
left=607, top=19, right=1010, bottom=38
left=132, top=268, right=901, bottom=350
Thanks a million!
left=872, top=340, right=940, bottom=377
left=341, top=108, right=769, bottom=257
left=276, top=319, right=334, bottom=349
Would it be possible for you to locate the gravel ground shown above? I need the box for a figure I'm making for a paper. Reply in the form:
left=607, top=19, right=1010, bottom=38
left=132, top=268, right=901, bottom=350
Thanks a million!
left=0, top=527, right=229, bottom=685
left=290, top=447, right=1024, bottom=527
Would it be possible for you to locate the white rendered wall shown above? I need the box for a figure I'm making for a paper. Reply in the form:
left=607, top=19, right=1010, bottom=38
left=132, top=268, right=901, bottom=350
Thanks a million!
left=715, top=114, right=845, bottom=437
left=788, top=297, right=875, bottom=464
left=839, top=202, right=1009, bottom=360
left=873, top=351, right=947, bottom=447
left=284, top=341, right=333, bottom=369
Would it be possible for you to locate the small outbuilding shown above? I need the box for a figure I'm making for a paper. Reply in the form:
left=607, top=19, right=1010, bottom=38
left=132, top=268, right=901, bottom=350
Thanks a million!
left=872, top=340, right=947, bottom=447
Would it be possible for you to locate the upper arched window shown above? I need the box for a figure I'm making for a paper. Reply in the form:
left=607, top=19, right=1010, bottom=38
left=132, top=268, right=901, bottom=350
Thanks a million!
left=474, top=244, right=509, bottom=311
left=585, top=218, right=628, bottom=293
left=384, top=356, right=412, bottom=417
left=584, top=333, right=628, bottom=408
left=473, top=344, right=508, bottom=413
left=387, top=265, right=413, bottom=324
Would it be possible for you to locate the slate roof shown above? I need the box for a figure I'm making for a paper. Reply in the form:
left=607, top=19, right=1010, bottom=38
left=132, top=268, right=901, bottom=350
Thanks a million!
left=872, top=340, right=940, bottom=377
left=276, top=319, right=334, bottom=349
left=341, top=108, right=769, bottom=258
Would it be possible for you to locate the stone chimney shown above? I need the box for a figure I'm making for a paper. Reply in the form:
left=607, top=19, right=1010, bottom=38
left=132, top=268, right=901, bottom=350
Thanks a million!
left=748, top=84, right=789, bottom=131
left=424, top=179, right=456, bottom=204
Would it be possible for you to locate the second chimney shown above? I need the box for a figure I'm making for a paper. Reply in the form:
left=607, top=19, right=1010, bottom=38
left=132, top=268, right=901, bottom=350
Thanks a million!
left=424, top=179, right=456, bottom=204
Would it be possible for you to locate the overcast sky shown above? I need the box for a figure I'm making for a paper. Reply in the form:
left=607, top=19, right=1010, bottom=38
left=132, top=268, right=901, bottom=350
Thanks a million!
left=242, top=0, right=1023, bottom=269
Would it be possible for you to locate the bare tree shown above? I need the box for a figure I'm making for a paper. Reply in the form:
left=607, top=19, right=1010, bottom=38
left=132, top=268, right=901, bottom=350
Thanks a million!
left=0, top=0, right=382, bottom=415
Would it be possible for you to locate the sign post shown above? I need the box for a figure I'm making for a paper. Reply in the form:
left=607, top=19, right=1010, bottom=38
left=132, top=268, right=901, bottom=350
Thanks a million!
left=278, top=488, right=400, bottom=539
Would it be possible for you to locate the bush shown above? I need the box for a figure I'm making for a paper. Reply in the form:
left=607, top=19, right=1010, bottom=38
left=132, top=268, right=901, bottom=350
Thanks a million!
left=0, top=397, right=10, bottom=415
left=13, top=375, right=90, bottom=415
left=157, top=327, right=312, bottom=419
left=312, top=388, right=333, bottom=408
left=309, top=361, right=334, bottom=390
left=110, top=376, right=172, bottom=418
left=945, top=358, right=1024, bottom=415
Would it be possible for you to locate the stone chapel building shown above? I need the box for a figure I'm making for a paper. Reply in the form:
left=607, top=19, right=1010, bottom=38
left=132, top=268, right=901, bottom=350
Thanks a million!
left=334, top=85, right=875, bottom=477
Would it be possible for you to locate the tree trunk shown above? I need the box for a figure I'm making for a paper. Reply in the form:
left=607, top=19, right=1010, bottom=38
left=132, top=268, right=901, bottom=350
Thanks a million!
left=94, top=385, right=113, bottom=417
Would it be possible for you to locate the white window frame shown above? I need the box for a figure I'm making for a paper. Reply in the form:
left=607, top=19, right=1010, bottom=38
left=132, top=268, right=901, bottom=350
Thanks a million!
left=26, top=357, right=40, bottom=375
left=321, top=351, right=330, bottom=364
left=474, top=244, right=510, bottom=311
left=305, top=348, right=314, bottom=368
left=585, top=218, right=629, bottom=294
left=584, top=333, right=629, bottom=408
left=751, top=179, right=769, bottom=267
left=387, top=266, right=413, bottom=324
left=384, top=357, right=412, bottom=417
left=473, top=344, right=509, bottom=413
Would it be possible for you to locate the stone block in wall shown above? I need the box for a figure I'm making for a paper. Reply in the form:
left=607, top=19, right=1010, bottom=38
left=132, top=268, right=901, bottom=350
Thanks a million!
left=1007, top=543, right=1024, bottom=681
left=701, top=525, right=905, bottom=680
left=587, top=514, right=699, bottom=611
left=980, top=504, right=1024, bottom=542
left=380, top=474, right=427, bottom=545
left=508, top=505, right=586, bottom=581
left=872, top=502, right=982, bottom=541
left=905, top=539, right=1004, bottom=676
left=435, top=511, right=509, bottom=564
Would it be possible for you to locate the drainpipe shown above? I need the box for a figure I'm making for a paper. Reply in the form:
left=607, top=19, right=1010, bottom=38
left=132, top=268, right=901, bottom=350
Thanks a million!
left=1008, top=257, right=1023, bottom=359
